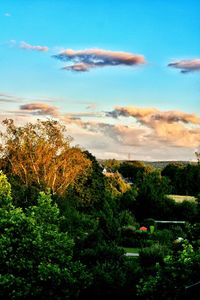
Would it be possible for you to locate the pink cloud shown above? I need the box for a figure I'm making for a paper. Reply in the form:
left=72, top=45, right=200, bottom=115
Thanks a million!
left=168, top=59, right=200, bottom=73
left=20, top=103, right=59, bottom=117
left=20, top=41, right=49, bottom=52
left=53, top=48, right=146, bottom=72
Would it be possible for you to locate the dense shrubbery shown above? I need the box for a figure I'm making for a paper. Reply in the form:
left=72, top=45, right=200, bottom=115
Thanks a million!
left=137, top=240, right=200, bottom=299
left=0, top=176, right=91, bottom=299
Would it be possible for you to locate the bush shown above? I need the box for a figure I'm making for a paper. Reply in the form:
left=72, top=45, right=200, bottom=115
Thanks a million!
left=0, top=189, right=91, bottom=299
left=137, top=240, right=200, bottom=299
left=154, top=229, right=174, bottom=246
left=139, top=243, right=170, bottom=270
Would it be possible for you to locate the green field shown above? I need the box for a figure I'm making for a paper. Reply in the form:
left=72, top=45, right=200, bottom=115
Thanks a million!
left=120, top=247, right=140, bottom=254
left=167, top=194, right=196, bottom=203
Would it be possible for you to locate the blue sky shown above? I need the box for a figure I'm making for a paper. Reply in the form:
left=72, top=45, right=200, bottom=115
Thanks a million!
left=0, top=0, right=200, bottom=160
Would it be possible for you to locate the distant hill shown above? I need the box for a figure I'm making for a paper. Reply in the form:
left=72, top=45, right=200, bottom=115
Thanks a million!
left=98, top=159, right=195, bottom=170
left=142, top=160, right=193, bottom=169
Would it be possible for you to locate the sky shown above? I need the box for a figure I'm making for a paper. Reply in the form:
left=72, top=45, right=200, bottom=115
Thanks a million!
left=0, top=0, right=200, bottom=161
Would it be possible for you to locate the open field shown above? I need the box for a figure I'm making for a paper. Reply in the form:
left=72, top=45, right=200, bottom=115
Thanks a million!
left=167, top=194, right=196, bottom=203
left=120, top=247, right=140, bottom=254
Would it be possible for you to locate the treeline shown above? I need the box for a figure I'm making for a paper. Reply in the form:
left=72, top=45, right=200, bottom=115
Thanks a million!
left=0, top=119, right=199, bottom=299
left=103, top=158, right=200, bottom=195
left=162, top=162, right=200, bottom=196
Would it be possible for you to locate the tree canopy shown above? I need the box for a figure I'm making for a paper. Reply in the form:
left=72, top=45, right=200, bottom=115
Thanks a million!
left=0, top=119, right=91, bottom=196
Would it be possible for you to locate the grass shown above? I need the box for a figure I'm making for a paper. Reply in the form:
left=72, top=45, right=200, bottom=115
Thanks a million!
left=167, top=194, right=196, bottom=203
left=120, top=247, right=140, bottom=254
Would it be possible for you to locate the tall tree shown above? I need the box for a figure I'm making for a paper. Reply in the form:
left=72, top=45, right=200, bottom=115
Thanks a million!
left=0, top=119, right=91, bottom=196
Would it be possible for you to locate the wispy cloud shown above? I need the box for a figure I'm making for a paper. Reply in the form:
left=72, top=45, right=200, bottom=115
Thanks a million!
left=53, top=48, right=146, bottom=72
left=85, top=102, right=97, bottom=110
left=168, top=59, right=200, bottom=73
left=0, top=92, right=57, bottom=105
left=19, top=41, right=49, bottom=52
left=0, top=92, right=24, bottom=103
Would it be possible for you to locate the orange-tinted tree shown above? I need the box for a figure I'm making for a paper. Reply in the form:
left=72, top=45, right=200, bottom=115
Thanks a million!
left=0, top=119, right=91, bottom=196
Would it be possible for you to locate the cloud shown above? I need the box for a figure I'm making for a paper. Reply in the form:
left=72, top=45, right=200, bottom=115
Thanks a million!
left=20, top=102, right=103, bottom=121
left=2, top=102, right=200, bottom=161
left=63, top=63, right=92, bottom=72
left=18, top=102, right=144, bottom=145
left=168, top=59, right=200, bottom=73
left=0, top=93, right=22, bottom=103
left=53, top=48, right=146, bottom=72
left=107, top=106, right=200, bottom=126
left=85, top=102, right=97, bottom=110
left=0, top=92, right=58, bottom=105
left=0, top=92, right=40, bottom=104
left=20, top=103, right=59, bottom=117
left=106, top=106, right=158, bottom=120
left=20, top=41, right=49, bottom=52
left=19, top=103, right=200, bottom=149
left=106, top=106, right=200, bottom=149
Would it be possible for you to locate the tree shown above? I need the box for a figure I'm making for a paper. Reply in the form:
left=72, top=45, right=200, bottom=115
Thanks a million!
left=101, top=159, right=120, bottom=172
left=0, top=119, right=91, bottom=198
left=0, top=175, right=91, bottom=299
left=137, top=240, right=200, bottom=299
left=162, top=162, right=200, bottom=196
left=63, top=151, right=107, bottom=210
left=0, top=170, right=12, bottom=207
left=105, top=172, right=131, bottom=198
left=118, top=161, right=154, bottom=183
left=135, top=171, right=172, bottom=220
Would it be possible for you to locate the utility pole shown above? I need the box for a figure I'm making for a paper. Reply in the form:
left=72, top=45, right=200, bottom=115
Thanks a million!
left=195, top=151, right=200, bottom=164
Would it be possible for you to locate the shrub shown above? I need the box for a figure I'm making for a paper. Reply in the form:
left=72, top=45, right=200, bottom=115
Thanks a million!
left=139, top=243, right=170, bottom=270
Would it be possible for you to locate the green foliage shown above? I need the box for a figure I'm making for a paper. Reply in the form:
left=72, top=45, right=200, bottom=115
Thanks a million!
left=176, top=200, right=198, bottom=222
left=77, top=241, right=142, bottom=300
left=137, top=240, right=200, bottom=299
left=118, top=210, right=137, bottom=228
left=135, top=171, right=172, bottom=220
left=161, top=162, right=184, bottom=192
left=118, top=161, right=146, bottom=181
left=139, top=243, right=170, bottom=271
left=162, top=162, right=200, bottom=196
left=59, top=203, right=99, bottom=241
left=7, top=175, right=40, bottom=209
left=185, top=222, right=200, bottom=248
left=120, top=225, right=138, bottom=247
left=64, top=151, right=106, bottom=210
left=120, top=226, right=153, bottom=248
left=101, top=159, right=120, bottom=171
left=119, top=187, right=138, bottom=211
left=105, top=171, right=131, bottom=197
left=154, top=229, right=175, bottom=246
left=0, top=170, right=12, bottom=207
left=0, top=191, right=91, bottom=299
